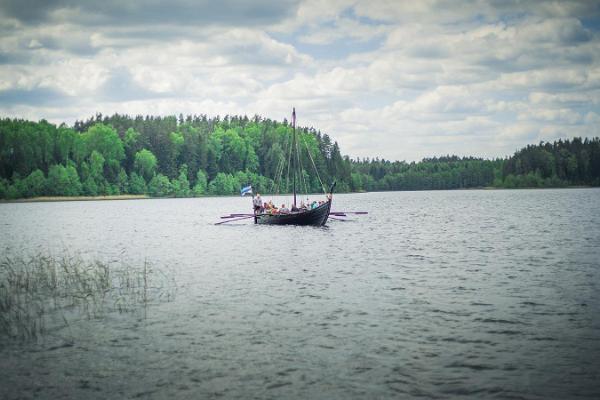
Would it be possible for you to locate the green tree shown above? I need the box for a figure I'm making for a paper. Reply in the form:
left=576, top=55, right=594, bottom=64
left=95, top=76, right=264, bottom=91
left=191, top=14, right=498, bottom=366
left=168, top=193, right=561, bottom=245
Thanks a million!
left=172, top=164, right=191, bottom=197
left=83, top=177, right=98, bottom=196
left=208, top=172, right=238, bottom=195
left=214, top=128, right=246, bottom=172
left=47, top=164, right=82, bottom=196
left=89, top=150, right=107, bottom=194
left=83, top=123, right=125, bottom=162
left=117, top=169, right=129, bottom=194
left=90, top=151, right=105, bottom=180
left=123, top=127, right=142, bottom=174
left=134, top=149, right=158, bottom=182
left=22, top=169, right=47, bottom=197
left=193, top=169, right=208, bottom=196
left=148, top=173, right=172, bottom=197
left=129, top=172, right=147, bottom=194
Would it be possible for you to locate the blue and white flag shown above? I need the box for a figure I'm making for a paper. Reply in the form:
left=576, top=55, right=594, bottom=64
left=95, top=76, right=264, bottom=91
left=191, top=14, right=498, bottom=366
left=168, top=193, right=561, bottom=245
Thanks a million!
left=240, top=185, right=253, bottom=196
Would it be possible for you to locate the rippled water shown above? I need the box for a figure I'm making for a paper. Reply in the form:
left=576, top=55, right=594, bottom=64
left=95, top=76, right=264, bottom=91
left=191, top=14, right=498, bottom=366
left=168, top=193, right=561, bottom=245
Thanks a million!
left=1, top=189, right=600, bottom=399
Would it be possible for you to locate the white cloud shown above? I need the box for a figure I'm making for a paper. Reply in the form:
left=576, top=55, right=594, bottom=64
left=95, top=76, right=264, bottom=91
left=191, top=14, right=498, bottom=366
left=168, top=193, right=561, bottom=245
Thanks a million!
left=1, top=0, right=599, bottom=161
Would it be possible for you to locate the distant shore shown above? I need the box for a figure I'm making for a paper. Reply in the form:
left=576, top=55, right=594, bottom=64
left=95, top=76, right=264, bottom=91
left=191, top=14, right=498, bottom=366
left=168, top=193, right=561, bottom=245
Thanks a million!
left=1, top=194, right=149, bottom=203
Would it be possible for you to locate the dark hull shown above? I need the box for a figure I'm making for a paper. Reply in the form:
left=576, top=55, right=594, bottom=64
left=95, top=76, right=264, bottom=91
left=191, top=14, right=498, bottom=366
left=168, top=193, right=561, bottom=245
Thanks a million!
left=255, top=200, right=331, bottom=226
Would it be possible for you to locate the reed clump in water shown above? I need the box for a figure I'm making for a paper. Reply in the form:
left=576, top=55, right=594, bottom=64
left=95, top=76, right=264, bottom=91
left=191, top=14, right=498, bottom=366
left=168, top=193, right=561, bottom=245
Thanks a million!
left=0, top=253, right=175, bottom=340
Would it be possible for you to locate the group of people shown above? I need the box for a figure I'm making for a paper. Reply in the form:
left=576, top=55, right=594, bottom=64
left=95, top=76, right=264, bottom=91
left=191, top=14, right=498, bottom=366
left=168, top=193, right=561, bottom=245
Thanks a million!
left=252, top=193, right=326, bottom=215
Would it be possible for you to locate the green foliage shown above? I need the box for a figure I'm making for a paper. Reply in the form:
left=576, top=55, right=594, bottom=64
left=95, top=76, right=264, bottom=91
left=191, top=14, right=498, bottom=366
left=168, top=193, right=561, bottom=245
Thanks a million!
left=172, top=164, right=191, bottom=197
left=214, top=127, right=247, bottom=173
left=124, top=127, right=140, bottom=149
left=83, top=176, right=98, bottom=196
left=22, top=169, right=47, bottom=197
left=117, top=169, right=129, bottom=194
left=134, top=149, right=157, bottom=182
left=170, top=131, right=184, bottom=148
left=128, top=172, right=147, bottom=195
left=192, top=169, right=208, bottom=196
left=1, top=115, right=599, bottom=200
left=47, top=164, right=82, bottom=196
left=0, top=178, right=8, bottom=199
left=208, top=172, right=238, bottom=195
left=148, top=174, right=172, bottom=197
left=89, top=150, right=105, bottom=180
left=83, top=123, right=124, bottom=163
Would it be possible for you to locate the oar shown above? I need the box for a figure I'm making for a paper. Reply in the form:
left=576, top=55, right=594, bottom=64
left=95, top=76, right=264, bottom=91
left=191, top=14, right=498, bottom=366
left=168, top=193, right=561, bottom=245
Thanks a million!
left=331, top=211, right=368, bottom=215
left=220, top=213, right=254, bottom=219
left=215, top=215, right=255, bottom=225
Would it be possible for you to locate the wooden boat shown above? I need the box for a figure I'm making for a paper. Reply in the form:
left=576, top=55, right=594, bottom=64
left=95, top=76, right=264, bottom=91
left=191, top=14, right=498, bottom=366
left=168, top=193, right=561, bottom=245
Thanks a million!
left=217, top=109, right=366, bottom=226
left=255, top=182, right=335, bottom=226
left=254, top=108, right=333, bottom=226
left=255, top=199, right=332, bottom=226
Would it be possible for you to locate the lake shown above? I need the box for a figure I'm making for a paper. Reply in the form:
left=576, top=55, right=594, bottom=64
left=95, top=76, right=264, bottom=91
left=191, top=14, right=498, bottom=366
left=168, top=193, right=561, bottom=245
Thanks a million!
left=1, top=189, right=599, bottom=399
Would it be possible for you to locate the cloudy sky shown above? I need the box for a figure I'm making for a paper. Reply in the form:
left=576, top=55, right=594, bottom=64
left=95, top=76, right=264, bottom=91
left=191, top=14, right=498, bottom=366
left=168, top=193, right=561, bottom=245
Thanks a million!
left=1, top=0, right=599, bottom=161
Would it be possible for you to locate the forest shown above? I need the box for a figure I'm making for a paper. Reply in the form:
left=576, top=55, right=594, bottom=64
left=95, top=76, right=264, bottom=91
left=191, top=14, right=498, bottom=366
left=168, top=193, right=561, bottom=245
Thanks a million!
left=0, top=113, right=599, bottom=200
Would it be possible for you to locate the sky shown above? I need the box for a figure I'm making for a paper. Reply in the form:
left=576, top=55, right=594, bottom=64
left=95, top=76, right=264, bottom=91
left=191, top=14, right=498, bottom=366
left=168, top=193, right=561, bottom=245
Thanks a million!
left=1, top=0, right=599, bottom=161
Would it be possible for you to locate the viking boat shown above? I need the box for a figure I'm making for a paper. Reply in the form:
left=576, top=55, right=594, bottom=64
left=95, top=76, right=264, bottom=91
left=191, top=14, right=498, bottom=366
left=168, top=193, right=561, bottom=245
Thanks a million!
left=254, top=182, right=335, bottom=226
left=254, top=108, right=334, bottom=226
left=217, top=109, right=367, bottom=226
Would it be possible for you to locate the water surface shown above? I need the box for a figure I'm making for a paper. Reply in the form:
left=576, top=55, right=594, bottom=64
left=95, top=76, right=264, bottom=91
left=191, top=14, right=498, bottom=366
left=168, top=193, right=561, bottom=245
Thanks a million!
left=1, top=189, right=599, bottom=399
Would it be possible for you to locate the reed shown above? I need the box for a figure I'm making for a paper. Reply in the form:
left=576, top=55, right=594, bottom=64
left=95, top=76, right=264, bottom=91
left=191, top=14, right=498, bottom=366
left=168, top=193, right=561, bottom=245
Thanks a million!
left=0, top=253, right=175, bottom=341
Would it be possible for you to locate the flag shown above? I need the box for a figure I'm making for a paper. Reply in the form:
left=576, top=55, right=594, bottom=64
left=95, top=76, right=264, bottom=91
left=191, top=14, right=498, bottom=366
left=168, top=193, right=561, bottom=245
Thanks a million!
left=240, top=185, right=253, bottom=196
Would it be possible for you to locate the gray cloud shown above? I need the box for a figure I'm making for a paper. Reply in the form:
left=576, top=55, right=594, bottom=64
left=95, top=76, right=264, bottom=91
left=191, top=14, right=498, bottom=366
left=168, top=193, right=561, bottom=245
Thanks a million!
left=1, top=0, right=300, bottom=27
left=0, top=87, right=73, bottom=106
left=0, top=51, right=32, bottom=65
left=97, top=67, right=166, bottom=102
left=0, top=0, right=66, bottom=25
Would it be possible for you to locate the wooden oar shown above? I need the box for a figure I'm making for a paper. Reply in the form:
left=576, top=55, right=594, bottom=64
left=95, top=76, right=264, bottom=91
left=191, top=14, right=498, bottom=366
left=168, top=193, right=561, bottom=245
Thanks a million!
left=220, top=213, right=254, bottom=219
left=215, top=215, right=255, bottom=225
left=331, top=211, right=368, bottom=215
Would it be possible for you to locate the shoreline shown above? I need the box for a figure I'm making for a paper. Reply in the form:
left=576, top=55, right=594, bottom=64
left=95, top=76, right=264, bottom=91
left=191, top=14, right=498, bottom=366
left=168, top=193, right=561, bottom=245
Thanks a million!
left=1, top=195, right=150, bottom=203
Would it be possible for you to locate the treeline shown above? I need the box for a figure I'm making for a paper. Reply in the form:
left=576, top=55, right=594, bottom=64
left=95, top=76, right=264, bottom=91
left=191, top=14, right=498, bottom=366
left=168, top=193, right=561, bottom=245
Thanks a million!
left=0, top=114, right=599, bottom=200
left=500, top=138, right=600, bottom=188
left=349, top=136, right=600, bottom=191
left=0, top=114, right=349, bottom=199
left=349, top=156, right=502, bottom=191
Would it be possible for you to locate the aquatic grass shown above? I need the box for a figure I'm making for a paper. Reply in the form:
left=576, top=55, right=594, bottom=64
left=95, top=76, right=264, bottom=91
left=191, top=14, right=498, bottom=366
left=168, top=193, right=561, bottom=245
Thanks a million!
left=0, top=253, right=175, bottom=341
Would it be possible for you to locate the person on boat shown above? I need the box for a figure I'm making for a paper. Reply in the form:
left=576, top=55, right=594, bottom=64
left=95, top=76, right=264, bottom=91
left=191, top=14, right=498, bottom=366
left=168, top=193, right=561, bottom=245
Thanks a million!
left=253, top=193, right=262, bottom=214
left=311, top=200, right=318, bottom=209
left=263, top=202, right=269, bottom=213
left=269, top=202, right=278, bottom=214
left=280, top=204, right=289, bottom=213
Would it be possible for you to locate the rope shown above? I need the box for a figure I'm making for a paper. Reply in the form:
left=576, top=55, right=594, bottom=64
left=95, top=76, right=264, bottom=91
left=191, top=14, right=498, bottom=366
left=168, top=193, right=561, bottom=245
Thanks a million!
left=271, top=154, right=285, bottom=196
left=301, top=133, right=327, bottom=194
left=271, top=130, right=290, bottom=197
left=296, top=130, right=309, bottom=196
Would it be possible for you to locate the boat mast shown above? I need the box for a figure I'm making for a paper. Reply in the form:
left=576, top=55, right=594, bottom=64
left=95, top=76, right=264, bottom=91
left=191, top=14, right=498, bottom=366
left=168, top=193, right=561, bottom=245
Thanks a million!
left=292, top=107, right=297, bottom=208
